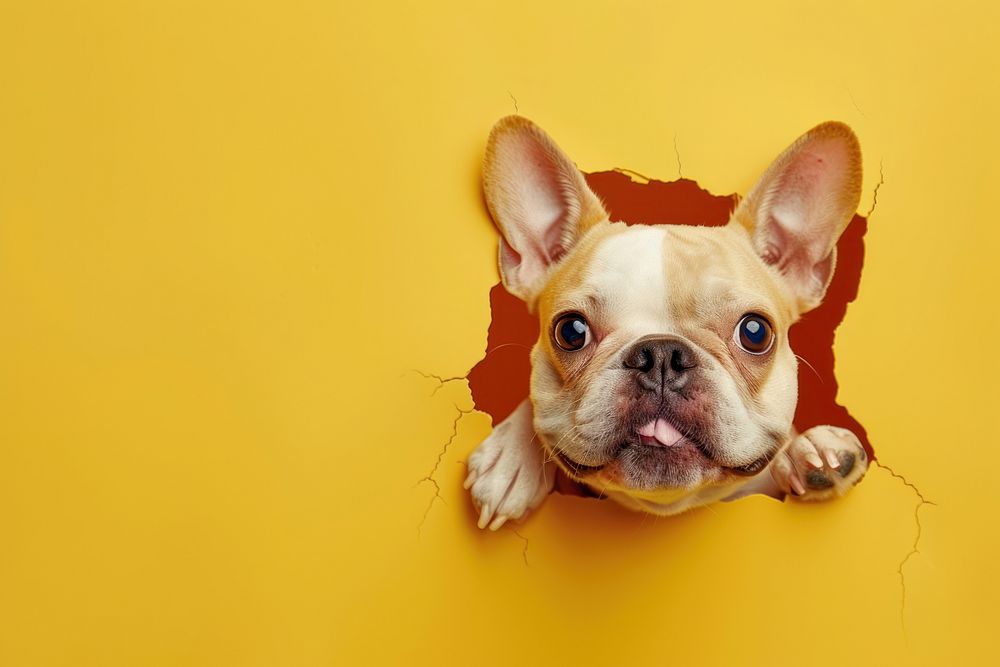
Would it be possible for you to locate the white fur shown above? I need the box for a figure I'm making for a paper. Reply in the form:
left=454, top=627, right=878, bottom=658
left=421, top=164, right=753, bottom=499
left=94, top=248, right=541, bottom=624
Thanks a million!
left=464, top=400, right=555, bottom=531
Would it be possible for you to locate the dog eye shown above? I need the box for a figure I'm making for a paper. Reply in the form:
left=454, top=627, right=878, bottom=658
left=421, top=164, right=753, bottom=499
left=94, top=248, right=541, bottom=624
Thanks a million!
left=735, top=314, right=774, bottom=354
left=553, top=313, right=590, bottom=351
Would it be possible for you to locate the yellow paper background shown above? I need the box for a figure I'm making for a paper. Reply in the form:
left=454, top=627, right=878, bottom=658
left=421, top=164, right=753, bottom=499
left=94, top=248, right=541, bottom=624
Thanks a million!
left=1, top=1, right=997, bottom=664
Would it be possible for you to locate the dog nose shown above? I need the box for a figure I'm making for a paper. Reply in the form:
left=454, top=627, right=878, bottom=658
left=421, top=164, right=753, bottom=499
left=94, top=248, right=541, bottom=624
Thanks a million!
left=623, top=336, right=697, bottom=393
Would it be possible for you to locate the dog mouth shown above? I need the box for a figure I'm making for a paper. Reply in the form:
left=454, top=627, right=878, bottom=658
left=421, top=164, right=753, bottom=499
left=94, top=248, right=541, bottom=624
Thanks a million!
left=551, top=415, right=706, bottom=478
left=552, top=414, right=775, bottom=480
left=629, top=413, right=711, bottom=459
left=631, top=415, right=778, bottom=477
left=636, top=417, right=683, bottom=448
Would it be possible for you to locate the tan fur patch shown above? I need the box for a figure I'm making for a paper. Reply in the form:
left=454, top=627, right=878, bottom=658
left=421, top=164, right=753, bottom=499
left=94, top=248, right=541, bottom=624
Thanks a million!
left=662, top=223, right=795, bottom=401
left=534, top=220, right=628, bottom=384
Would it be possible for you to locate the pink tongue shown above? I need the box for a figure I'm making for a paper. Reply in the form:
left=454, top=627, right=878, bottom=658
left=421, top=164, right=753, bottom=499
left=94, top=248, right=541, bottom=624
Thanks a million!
left=638, top=418, right=682, bottom=446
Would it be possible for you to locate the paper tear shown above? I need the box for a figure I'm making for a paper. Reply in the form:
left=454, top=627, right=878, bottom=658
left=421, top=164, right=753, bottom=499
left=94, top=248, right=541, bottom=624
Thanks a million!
left=612, top=167, right=653, bottom=184
left=467, top=172, right=874, bottom=463
left=418, top=167, right=878, bottom=553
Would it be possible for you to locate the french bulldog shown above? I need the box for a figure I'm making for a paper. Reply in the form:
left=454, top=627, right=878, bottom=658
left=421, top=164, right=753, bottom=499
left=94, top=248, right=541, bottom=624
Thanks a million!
left=464, top=116, right=869, bottom=530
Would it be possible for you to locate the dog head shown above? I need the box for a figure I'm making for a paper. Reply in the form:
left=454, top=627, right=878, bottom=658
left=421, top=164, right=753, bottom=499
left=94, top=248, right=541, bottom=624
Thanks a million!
left=482, top=116, right=862, bottom=513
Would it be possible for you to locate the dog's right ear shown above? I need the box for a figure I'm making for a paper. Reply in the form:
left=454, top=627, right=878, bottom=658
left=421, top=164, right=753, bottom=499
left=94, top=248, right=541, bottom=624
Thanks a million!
left=482, top=116, right=608, bottom=305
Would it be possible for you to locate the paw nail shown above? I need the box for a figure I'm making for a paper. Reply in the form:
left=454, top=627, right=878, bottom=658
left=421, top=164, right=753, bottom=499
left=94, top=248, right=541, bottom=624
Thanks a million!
left=790, top=477, right=806, bottom=496
left=825, top=451, right=840, bottom=468
left=807, top=453, right=823, bottom=468
left=489, top=515, right=508, bottom=531
left=477, top=504, right=492, bottom=529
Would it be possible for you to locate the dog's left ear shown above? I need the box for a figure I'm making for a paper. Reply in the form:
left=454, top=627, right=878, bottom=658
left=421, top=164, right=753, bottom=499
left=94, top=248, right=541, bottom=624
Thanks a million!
left=731, top=122, right=863, bottom=313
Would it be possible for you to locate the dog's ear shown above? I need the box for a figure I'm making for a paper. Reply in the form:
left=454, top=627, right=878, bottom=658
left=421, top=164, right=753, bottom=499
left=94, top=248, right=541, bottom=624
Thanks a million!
left=482, top=116, right=608, bottom=304
left=731, top=122, right=863, bottom=313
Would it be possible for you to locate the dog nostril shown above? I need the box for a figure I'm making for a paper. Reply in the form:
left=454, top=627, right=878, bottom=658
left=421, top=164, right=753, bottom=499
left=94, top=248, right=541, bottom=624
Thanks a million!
left=639, top=347, right=655, bottom=372
left=669, top=348, right=695, bottom=373
left=624, top=347, right=655, bottom=372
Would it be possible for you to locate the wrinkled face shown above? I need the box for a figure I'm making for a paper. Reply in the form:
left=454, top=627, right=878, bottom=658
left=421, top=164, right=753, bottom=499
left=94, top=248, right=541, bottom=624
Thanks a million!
left=531, top=222, right=798, bottom=507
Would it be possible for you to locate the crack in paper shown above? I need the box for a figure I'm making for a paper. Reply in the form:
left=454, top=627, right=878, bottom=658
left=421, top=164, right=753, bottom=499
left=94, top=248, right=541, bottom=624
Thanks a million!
left=876, top=461, right=937, bottom=633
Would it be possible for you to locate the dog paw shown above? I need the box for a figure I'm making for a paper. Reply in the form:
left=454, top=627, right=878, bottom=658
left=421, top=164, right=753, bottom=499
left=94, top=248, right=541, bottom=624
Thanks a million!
left=769, top=426, right=868, bottom=501
left=463, top=402, right=555, bottom=530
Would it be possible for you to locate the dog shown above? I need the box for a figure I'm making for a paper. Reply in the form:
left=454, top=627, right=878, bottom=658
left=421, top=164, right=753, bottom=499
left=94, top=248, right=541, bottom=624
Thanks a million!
left=464, top=116, right=869, bottom=530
